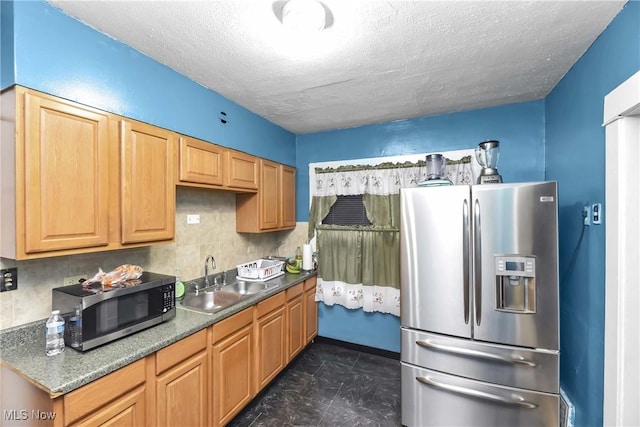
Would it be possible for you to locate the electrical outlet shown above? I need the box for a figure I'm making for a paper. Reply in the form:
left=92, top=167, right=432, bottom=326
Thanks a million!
left=583, top=205, right=591, bottom=226
left=592, top=203, right=602, bottom=225
left=0, top=268, right=18, bottom=292
left=64, top=274, right=86, bottom=286
left=187, top=214, right=200, bottom=224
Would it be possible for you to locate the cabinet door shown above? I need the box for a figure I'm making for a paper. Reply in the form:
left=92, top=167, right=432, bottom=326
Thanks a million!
left=255, top=301, right=286, bottom=391
left=64, top=359, right=146, bottom=426
left=70, top=386, right=145, bottom=427
left=156, top=351, right=208, bottom=427
left=21, top=90, right=110, bottom=253
left=287, top=284, right=304, bottom=361
left=226, top=150, right=258, bottom=190
left=304, top=277, right=318, bottom=344
left=212, top=323, right=254, bottom=427
left=280, top=165, right=296, bottom=229
left=120, top=119, right=176, bottom=243
left=178, top=136, right=224, bottom=186
left=259, top=159, right=280, bottom=230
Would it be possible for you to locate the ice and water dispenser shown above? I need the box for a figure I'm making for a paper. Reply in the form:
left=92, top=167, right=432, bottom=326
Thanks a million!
left=494, top=255, right=536, bottom=313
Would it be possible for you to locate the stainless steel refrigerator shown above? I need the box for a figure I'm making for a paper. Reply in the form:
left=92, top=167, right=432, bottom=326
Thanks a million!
left=400, top=181, right=560, bottom=426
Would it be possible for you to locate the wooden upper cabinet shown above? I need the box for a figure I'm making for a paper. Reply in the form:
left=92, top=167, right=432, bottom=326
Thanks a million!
left=178, top=136, right=225, bottom=187
left=260, top=159, right=280, bottom=230
left=10, top=88, right=112, bottom=257
left=226, top=150, right=259, bottom=190
left=281, top=165, right=296, bottom=228
left=120, top=119, right=176, bottom=244
left=236, top=160, right=296, bottom=233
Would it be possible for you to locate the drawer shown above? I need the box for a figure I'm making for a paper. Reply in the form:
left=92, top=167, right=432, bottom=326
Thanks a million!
left=255, top=291, right=286, bottom=318
left=401, top=328, right=559, bottom=393
left=64, top=358, right=146, bottom=425
left=156, top=329, right=207, bottom=375
left=286, top=283, right=303, bottom=299
left=401, top=362, right=559, bottom=427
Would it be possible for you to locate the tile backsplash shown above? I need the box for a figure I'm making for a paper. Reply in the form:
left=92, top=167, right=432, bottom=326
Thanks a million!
left=0, top=187, right=309, bottom=329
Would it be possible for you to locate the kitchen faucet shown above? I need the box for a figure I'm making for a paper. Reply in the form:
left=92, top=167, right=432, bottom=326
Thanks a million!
left=204, top=255, right=216, bottom=287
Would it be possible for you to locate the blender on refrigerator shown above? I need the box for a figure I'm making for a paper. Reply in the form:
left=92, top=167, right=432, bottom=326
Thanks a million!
left=475, top=140, right=503, bottom=184
left=419, top=153, right=452, bottom=187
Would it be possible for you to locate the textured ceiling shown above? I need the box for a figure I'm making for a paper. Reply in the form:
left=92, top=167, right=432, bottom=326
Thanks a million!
left=49, top=1, right=626, bottom=134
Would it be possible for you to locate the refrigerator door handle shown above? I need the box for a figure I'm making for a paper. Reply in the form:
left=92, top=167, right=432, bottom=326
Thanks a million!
left=415, top=339, right=538, bottom=367
left=474, top=199, right=482, bottom=326
left=463, top=199, right=470, bottom=324
left=415, top=375, right=539, bottom=409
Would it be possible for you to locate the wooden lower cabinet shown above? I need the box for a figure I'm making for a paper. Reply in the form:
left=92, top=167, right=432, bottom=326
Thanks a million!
left=153, top=330, right=208, bottom=427
left=63, top=359, right=146, bottom=427
left=211, top=307, right=255, bottom=427
left=69, top=386, right=146, bottom=427
left=254, top=292, right=287, bottom=391
left=286, top=283, right=305, bottom=362
left=304, top=276, right=319, bottom=344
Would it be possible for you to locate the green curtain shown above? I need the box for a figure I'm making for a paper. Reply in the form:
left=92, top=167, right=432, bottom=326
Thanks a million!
left=308, top=195, right=337, bottom=240
left=363, top=193, right=401, bottom=228
left=317, top=225, right=362, bottom=284
left=361, top=227, right=400, bottom=289
left=316, top=225, right=400, bottom=290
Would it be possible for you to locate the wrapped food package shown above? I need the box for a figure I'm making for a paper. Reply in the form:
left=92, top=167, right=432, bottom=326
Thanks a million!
left=83, top=264, right=143, bottom=291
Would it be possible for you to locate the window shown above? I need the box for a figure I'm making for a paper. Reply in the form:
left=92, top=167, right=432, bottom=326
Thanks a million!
left=322, top=195, right=372, bottom=226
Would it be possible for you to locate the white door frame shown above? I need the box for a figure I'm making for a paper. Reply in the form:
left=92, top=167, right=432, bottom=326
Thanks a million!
left=603, top=69, right=640, bottom=427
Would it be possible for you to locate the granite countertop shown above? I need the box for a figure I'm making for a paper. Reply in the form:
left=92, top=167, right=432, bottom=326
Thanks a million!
left=0, top=270, right=316, bottom=398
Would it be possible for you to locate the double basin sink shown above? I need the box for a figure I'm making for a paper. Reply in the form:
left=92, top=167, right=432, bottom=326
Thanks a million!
left=180, top=278, right=278, bottom=315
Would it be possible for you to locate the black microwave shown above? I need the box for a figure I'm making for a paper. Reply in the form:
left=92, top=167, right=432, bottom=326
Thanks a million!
left=52, top=272, right=176, bottom=351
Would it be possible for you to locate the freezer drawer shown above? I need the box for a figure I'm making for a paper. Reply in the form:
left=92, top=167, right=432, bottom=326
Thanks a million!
left=401, top=362, right=559, bottom=427
left=402, top=328, right=559, bottom=394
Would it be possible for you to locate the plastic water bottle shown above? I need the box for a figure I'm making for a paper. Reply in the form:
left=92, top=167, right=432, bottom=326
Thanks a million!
left=69, top=306, right=82, bottom=349
left=45, top=310, right=65, bottom=356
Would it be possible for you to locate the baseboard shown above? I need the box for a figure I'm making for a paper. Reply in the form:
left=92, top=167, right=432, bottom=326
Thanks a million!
left=314, top=336, right=400, bottom=360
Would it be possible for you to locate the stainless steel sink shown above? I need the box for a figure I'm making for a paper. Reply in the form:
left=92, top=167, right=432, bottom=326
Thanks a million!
left=181, top=289, right=242, bottom=314
left=220, top=280, right=271, bottom=295
left=180, top=278, right=277, bottom=314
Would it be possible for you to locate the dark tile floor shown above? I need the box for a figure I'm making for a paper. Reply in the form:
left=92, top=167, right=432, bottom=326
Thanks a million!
left=228, top=340, right=401, bottom=427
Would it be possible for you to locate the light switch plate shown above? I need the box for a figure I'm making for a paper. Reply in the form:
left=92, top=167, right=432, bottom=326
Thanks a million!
left=187, top=214, right=200, bottom=224
left=592, top=203, right=602, bottom=225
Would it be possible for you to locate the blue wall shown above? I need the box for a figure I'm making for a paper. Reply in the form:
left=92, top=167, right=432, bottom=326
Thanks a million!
left=297, top=100, right=546, bottom=352
left=296, top=100, right=546, bottom=221
left=545, top=2, right=640, bottom=426
left=0, top=0, right=15, bottom=87
left=3, top=1, right=295, bottom=165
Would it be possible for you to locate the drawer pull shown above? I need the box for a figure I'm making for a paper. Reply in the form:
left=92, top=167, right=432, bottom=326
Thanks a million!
left=416, top=339, right=537, bottom=367
left=416, top=375, right=538, bottom=409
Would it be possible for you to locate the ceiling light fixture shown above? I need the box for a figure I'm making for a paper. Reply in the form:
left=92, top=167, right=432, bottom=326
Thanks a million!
left=281, top=0, right=327, bottom=32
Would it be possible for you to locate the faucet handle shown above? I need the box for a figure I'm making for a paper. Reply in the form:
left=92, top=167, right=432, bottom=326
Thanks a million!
left=188, top=281, right=201, bottom=295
